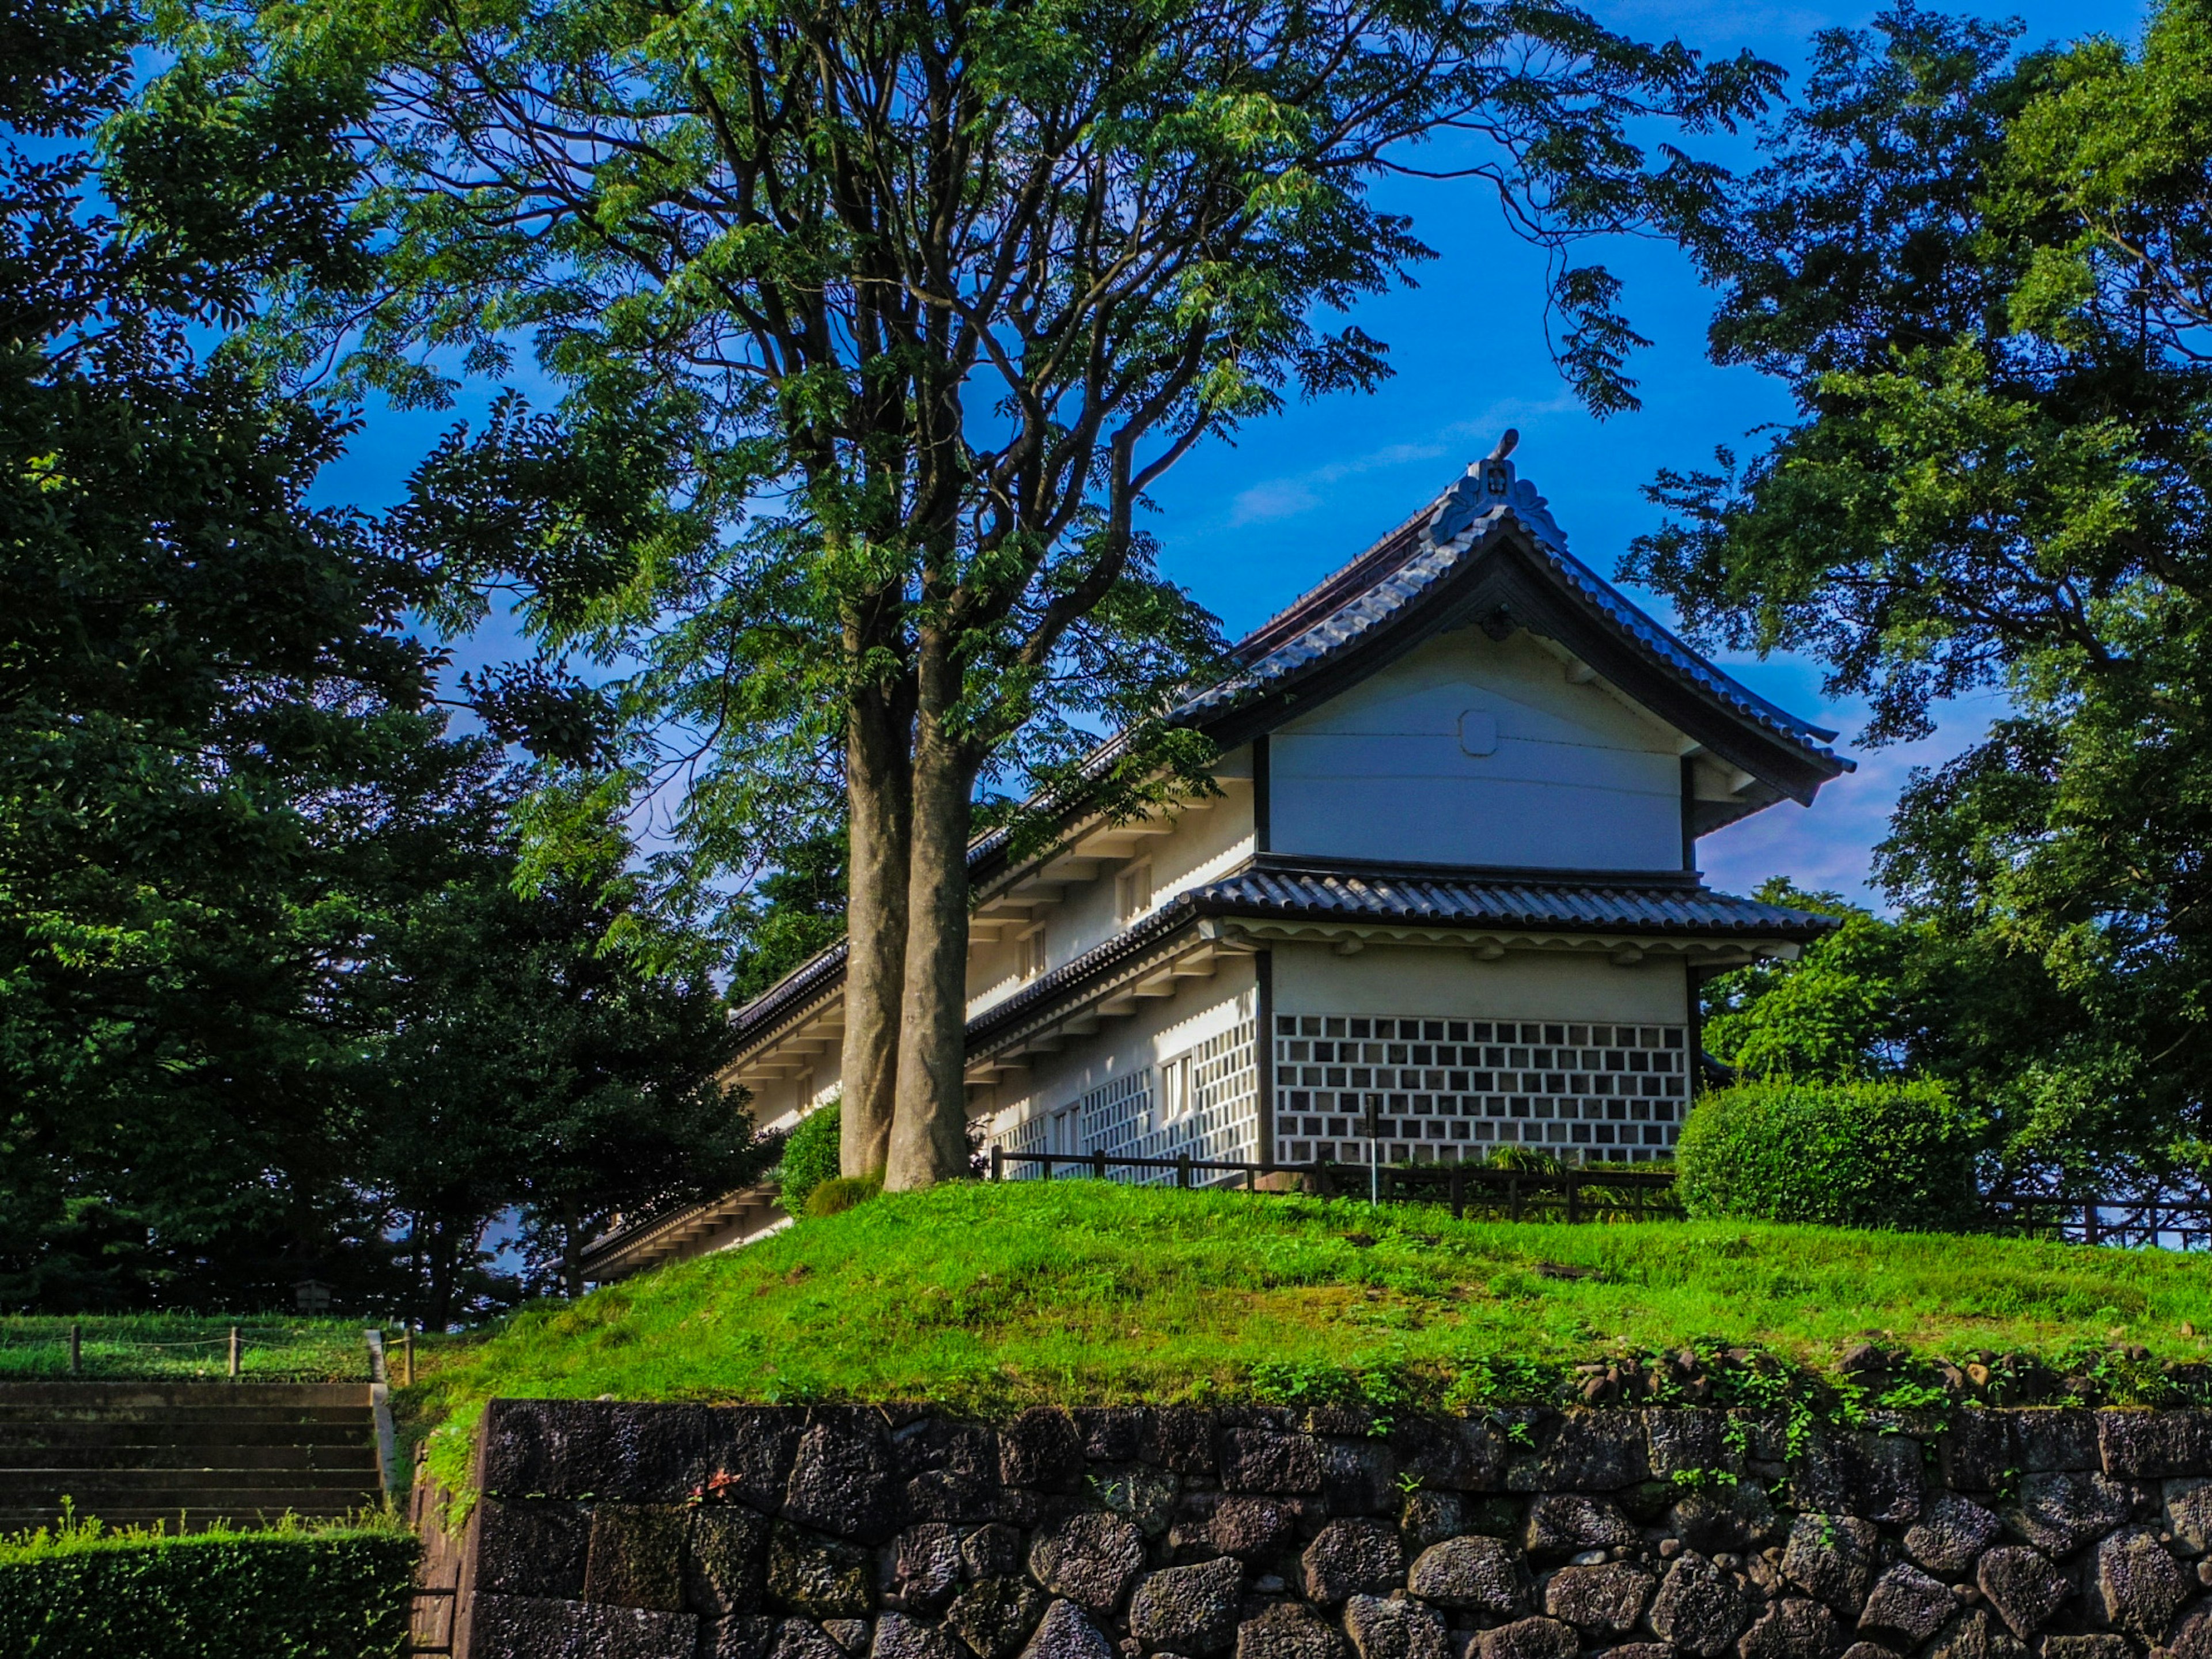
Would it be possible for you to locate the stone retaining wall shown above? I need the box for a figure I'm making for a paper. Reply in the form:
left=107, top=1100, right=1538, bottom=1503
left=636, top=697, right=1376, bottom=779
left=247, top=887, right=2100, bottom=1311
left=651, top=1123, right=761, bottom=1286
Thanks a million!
left=418, top=1402, right=2212, bottom=1659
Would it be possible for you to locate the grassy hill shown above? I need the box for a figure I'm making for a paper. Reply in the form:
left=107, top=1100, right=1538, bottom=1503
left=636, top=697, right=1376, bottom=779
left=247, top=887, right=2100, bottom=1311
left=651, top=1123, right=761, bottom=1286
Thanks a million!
left=402, top=1180, right=2212, bottom=1492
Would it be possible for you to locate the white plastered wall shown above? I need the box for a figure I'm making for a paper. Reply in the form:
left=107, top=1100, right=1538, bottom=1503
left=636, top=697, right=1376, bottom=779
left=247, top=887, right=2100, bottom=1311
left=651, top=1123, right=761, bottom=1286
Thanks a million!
left=1269, top=626, right=1687, bottom=869
left=1274, top=941, right=1688, bottom=1025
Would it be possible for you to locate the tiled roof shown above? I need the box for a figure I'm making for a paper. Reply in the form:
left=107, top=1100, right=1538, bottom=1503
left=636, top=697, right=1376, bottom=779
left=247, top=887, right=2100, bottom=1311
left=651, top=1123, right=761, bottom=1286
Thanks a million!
left=1185, top=859, right=1838, bottom=937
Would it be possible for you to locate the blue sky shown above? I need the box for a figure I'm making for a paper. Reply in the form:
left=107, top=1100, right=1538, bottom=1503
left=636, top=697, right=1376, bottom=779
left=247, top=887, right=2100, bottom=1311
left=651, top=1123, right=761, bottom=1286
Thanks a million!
left=315, top=0, right=2140, bottom=908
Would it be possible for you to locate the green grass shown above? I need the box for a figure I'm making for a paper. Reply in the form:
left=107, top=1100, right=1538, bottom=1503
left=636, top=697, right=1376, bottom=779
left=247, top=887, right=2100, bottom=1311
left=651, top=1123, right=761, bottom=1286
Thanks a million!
left=402, top=1180, right=2212, bottom=1493
left=0, top=1316, right=375, bottom=1382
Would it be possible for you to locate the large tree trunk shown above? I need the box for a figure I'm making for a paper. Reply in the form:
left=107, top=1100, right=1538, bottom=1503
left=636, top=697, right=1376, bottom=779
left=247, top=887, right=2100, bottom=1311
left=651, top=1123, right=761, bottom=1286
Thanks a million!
left=885, top=639, right=977, bottom=1190
left=842, top=685, right=912, bottom=1176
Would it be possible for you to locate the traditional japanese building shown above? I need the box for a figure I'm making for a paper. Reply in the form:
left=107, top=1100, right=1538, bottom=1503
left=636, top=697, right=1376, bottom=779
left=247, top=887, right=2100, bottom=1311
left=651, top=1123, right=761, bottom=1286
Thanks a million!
left=579, top=442, right=1851, bottom=1279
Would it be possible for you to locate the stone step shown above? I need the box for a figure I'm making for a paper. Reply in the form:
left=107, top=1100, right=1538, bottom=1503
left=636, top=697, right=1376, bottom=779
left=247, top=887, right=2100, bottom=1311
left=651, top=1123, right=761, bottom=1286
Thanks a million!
left=0, top=1403, right=370, bottom=1427
left=0, top=1382, right=368, bottom=1409
left=0, top=1421, right=373, bottom=1450
left=0, top=1502, right=370, bottom=1531
left=0, top=1441, right=377, bottom=1472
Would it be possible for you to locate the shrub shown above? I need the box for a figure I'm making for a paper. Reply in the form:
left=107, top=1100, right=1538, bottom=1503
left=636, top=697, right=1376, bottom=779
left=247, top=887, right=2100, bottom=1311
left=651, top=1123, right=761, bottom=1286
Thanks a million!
left=805, top=1172, right=884, bottom=1218
left=1676, top=1078, right=1980, bottom=1230
left=0, top=1516, right=413, bottom=1657
left=777, top=1099, right=842, bottom=1215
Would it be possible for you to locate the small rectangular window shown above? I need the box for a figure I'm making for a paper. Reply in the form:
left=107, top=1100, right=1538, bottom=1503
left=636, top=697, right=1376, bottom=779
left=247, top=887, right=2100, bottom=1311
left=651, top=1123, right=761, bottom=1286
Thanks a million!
left=1022, top=925, right=1048, bottom=980
left=1116, top=861, right=1153, bottom=924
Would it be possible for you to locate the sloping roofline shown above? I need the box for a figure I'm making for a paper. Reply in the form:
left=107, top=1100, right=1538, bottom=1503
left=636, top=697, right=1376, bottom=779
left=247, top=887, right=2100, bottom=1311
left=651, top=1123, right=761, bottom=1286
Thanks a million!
left=729, top=452, right=1851, bottom=1046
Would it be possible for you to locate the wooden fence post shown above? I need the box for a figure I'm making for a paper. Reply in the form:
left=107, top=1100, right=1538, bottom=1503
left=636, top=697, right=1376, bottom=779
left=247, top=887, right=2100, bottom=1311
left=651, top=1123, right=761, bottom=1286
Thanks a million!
left=991, top=1146, right=1003, bottom=1183
left=1450, top=1167, right=1465, bottom=1221
left=69, top=1321, right=81, bottom=1376
left=1176, top=1153, right=1191, bottom=1190
left=227, top=1325, right=240, bottom=1379
left=403, top=1327, right=415, bottom=1388
left=1093, top=1147, right=1107, bottom=1180
left=1566, top=1170, right=1581, bottom=1225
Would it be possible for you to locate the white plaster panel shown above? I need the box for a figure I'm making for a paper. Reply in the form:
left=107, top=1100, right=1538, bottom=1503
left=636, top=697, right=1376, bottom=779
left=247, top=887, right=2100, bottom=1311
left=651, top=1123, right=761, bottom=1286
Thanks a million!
left=1269, top=627, right=1685, bottom=869
left=1272, top=942, right=1687, bottom=1026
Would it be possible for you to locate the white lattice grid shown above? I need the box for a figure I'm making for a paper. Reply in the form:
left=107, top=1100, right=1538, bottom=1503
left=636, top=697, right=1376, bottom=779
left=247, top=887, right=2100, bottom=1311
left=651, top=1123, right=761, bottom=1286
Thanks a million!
left=1272, top=1013, right=1689, bottom=1167
left=995, top=1022, right=1262, bottom=1184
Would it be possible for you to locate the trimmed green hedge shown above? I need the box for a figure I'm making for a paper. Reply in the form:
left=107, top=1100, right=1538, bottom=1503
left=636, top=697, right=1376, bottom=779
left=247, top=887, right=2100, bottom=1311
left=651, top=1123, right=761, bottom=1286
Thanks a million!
left=805, top=1172, right=883, bottom=1217
left=0, top=1527, right=414, bottom=1657
left=1677, top=1078, right=1980, bottom=1231
left=778, top=1099, right=842, bottom=1215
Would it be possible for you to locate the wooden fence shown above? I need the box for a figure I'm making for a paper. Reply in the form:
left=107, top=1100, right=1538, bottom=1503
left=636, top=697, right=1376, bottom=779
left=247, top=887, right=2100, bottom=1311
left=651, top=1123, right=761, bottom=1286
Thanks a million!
left=1980, top=1189, right=2212, bottom=1251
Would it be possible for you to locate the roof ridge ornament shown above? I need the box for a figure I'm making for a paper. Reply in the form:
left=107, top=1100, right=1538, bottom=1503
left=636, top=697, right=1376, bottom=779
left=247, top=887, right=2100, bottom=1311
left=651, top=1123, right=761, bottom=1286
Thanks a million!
left=1425, top=430, right=1569, bottom=554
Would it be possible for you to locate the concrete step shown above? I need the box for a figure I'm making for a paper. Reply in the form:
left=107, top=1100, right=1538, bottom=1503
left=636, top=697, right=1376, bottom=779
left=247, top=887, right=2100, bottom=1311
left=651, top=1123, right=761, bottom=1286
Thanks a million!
left=0, top=1506, right=368, bottom=1532
left=0, top=1417, right=372, bottom=1444
left=0, top=1441, right=377, bottom=1471
left=0, top=1382, right=367, bottom=1409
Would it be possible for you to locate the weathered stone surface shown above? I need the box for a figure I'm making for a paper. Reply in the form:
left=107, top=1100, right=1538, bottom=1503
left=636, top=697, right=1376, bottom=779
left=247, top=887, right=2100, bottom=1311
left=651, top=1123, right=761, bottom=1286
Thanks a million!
left=1855, top=1566, right=1952, bottom=1644
left=1000, top=1410, right=1086, bottom=1493
left=472, top=1592, right=698, bottom=1659
left=1736, top=1597, right=1841, bottom=1659
left=2096, top=1525, right=2191, bottom=1640
left=1649, top=1554, right=1753, bottom=1659
left=1474, top=1616, right=1579, bottom=1659
left=1672, top=1482, right=1779, bottom=1555
left=1606, top=1645, right=1675, bottom=1659
left=1145, top=1408, right=1219, bottom=1475
left=895, top=1421, right=999, bottom=1483
left=1974, top=1547, right=2069, bottom=1641
left=1781, top=1516, right=1881, bottom=1615
left=1647, top=1412, right=1732, bottom=1480
left=891, top=1524, right=965, bottom=1615
left=1094, top=1467, right=1179, bottom=1538
left=476, top=1498, right=592, bottom=1599
left=1510, top=1412, right=1650, bottom=1493
left=2100, top=1412, right=2212, bottom=1480
left=1236, top=1603, right=1353, bottom=1659
left=1074, top=1409, right=1148, bottom=1465
left=1323, top=1440, right=1402, bottom=1514
left=1790, top=1434, right=1921, bottom=1527
left=1924, top=1609, right=2026, bottom=1659
left=773, top=1616, right=852, bottom=1659
left=478, top=1399, right=622, bottom=1497
left=787, top=1422, right=904, bottom=1544
left=1021, top=1600, right=1116, bottom=1659
left=687, top=1508, right=774, bottom=1616
left=2015, top=1413, right=2099, bottom=1474
left=2168, top=1601, right=2212, bottom=1659
left=2168, top=1477, right=2212, bottom=1555
left=1545, top=1563, right=1654, bottom=1634
left=1941, top=1417, right=2020, bottom=1496
left=1836, top=1643, right=1897, bottom=1659
left=1030, top=1512, right=1146, bottom=1612
left=825, top=1620, right=872, bottom=1653
left=964, top=1524, right=1025, bottom=1581
left=1391, top=1417, right=1499, bottom=1493
left=948, top=1579, right=1050, bottom=1659
left=2038, top=1639, right=2133, bottom=1659
left=2010, top=1472, right=2135, bottom=1558
left=876, top=1613, right=971, bottom=1659
left=1401, top=1492, right=1465, bottom=1551
left=1409, top=1535, right=1524, bottom=1616
left=1201, top=1495, right=1297, bottom=1559
left=1222, top=1429, right=1326, bottom=1494
left=1344, top=1594, right=1450, bottom=1659
left=1526, top=1494, right=1639, bottom=1555
left=1905, top=1494, right=2001, bottom=1577
left=586, top=1503, right=690, bottom=1612
left=1302, top=1519, right=1405, bottom=1605
left=704, top=1614, right=782, bottom=1659
left=615, top=1407, right=801, bottom=1509
left=768, top=1524, right=874, bottom=1618
left=1127, top=1556, right=1244, bottom=1654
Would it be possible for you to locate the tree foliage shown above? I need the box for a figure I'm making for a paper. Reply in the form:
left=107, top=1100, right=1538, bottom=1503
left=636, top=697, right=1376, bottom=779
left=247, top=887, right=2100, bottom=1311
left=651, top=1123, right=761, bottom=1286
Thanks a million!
left=1633, top=2, right=2212, bottom=1192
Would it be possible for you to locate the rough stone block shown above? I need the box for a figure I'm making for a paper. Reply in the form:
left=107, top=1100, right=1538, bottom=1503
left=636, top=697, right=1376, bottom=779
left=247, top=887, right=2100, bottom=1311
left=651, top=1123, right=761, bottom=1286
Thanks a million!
left=1545, top=1563, right=1655, bottom=1634
left=1344, top=1593, right=1450, bottom=1659
left=1301, top=1519, right=1404, bottom=1605
left=702, top=1613, right=782, bottom=1659
left=1941, top=1418, right=2021, bottom=1497
left=1237, top=1603, right=1353, bottom=1659
left=1222, top=1429, right=1325, bottom=1495
left=824, top=1620, right=872, bottom=1654
left=768, top=1523, right=874, bottom=1618
left=2010, top=1473, right=2135, bottom=1558
left=1736, top=1597, right=1842, bottom=1659
left=479, top=1399, right=622, bottom=1498
left=2037, top=1638, right=2134, bottom=1659
left=1323, top=1440, right=1402, bottom=1514
left=907, top=1471, right=1002, bottom=1526
left=1648, top=1412, right=1733, bottom=1480
left=1905, top=1495, right=2001, bottom=1577
left=1389, top=1418, right=1488, bottom=1493
left=1093, top=1466, right=1179, bottom=1538
left=1146, top=1408, right=1219, bottom=1475
left=891, top=1524, right=965, bottom=1615
left=2015, top=1414, right=2099, bottom=1474
left=1649, top=1554, right=1753, bottom=1659
left=2101, top=1413, right=2212, bottom=1480
left=1409, top=1535, right=1524, bottom=1616
left=963, top=1524, right=1025, bottom=1581
left=472, top=1592, right=698, bottom=1659
left=1605, top=1645, right=1676, bottom=1659
left=1525, top=1494, right=1639, bottom=1555
left=1029, top=1512, right=1146, bottom=1612
left=1021, top=1600, right=1116, bottom=1659
left=1206, top=1495, right=1299, bottom=1560
left=1000, top=1409, right=1085, bottom=1493
left=2170, top=1478, right=2212, bottom=1556
left=1075, top=1409, right=1150, bottom=1465
left=894, top=1420, right=999, bottom=1483
left=948, top=1579, right=1050, bottom=1659
left=1926, top=1610, right=2027, bottom=1659
left=875, top=1612, right=969, bottom=1659
left=586, top=1504, right=690, bottom=1612
left=1509, top=1412, right=1649, bottom=1493
left=773, top=1618, right=853, bottom=1659
left=1400, top=1492, right=1465, bottom=1552
left=787, top=1421, right=904, bottom=1544
left=1474, top=1616, right=1578, bottom=1659
left=1975, top=1547, right=2070, bottom=1641
left=1790, top=1434, right=1921, bottom=1526
left=687, top=1506, right=774, bottom=1616
left=475, top=1498, right=592, bottom=1599
left=616, top=1406, right=800, bottom=1508
left=1128, top=1556, right=1245, bottom=1654
left=1836, top=1643, right=1897, bottom=1659
left=1857, top=1566, right=1952, bottom=1644
left=2168, top=1601, right=2212, bottom=1659
left=1673, top=1482, right=1781, bottom=1555
left=2096, top=1526, right=2191, bottom=1641
left=1782, top=1516, right=1881, bottom=1615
